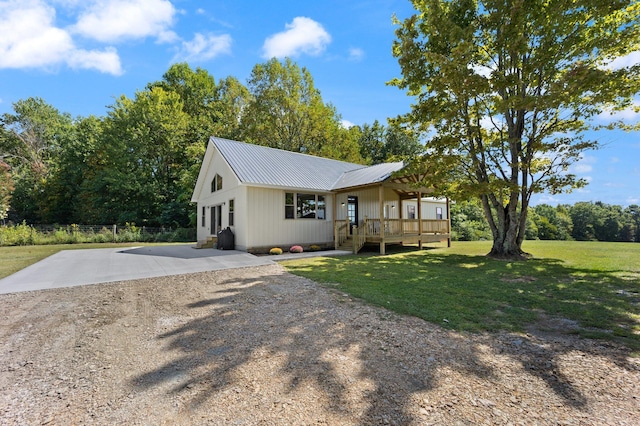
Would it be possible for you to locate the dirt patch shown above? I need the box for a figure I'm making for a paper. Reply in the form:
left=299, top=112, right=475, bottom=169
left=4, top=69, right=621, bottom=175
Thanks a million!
left=1, top=264, right=639, bottom=425
left=500, top=275, right=537, bottom=283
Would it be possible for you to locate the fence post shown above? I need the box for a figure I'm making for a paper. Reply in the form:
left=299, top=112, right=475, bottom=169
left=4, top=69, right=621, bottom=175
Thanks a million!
left=112, top=224, right=117, bottom=242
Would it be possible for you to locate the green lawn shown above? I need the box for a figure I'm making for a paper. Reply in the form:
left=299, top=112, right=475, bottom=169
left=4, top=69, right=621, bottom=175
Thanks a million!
left=0, top=242, right=188, bottom=280
left=282, top=240, right=640, bottom=351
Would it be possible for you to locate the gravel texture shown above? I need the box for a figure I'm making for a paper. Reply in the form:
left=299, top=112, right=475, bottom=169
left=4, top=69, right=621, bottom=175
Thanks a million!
left=1, top=263, right=639, bottom=425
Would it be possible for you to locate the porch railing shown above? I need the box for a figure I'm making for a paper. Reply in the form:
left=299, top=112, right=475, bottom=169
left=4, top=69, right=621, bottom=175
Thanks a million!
left=334, top=219, right=349, bottom=250
left=363, top=218, right=449, bottom=237
left=352, top=226, right=367, bottom=254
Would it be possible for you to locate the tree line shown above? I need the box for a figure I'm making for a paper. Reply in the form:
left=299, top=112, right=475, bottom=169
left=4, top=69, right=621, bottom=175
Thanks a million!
left=0, top=59, right=423, bottom=227
left=452, top=201, right=640, bottom=243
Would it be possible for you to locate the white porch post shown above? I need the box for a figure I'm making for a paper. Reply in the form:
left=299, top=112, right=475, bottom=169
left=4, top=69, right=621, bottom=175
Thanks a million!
left=446, top=197, right=451, bottom=248
left=333, top=193, right=338, bottom=250
left=379, top=185, right=385, bottom=255
left=417, top=191, right=423, bottom=250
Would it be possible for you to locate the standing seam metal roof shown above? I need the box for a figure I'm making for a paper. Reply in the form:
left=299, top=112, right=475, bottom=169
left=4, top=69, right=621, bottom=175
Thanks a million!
left=212, top=137, right=406, bottom=191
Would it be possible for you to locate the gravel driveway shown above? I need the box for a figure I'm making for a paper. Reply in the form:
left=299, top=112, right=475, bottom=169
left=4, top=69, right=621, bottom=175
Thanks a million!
left=1, top=264, right=638, bottom=425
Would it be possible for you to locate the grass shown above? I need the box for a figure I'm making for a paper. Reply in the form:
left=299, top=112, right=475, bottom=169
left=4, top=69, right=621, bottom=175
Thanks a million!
left=0, top=242, right=188, bottom=280
left=282, top=240, right=640, bottom=351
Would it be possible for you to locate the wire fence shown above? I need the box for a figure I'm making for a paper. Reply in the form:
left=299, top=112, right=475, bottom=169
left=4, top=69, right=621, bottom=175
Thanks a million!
left=0, top=222, right=196, bottom=246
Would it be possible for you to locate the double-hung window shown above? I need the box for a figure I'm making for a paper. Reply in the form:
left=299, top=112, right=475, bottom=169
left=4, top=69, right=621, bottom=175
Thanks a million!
left=228, top=199, right=234, bottom=226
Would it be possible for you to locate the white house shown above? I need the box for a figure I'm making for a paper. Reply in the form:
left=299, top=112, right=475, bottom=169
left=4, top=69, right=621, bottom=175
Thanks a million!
left=191, top=137, right=450, bottom=254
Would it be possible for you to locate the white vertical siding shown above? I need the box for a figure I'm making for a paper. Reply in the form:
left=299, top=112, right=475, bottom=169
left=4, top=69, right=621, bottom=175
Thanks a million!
left=195, top=147, right=241, bottom=242
left=335, top=187, right=401, bottom=222
left=245, top=187, right=334, bottom=249
left=403, top=198, right=448, bottom=219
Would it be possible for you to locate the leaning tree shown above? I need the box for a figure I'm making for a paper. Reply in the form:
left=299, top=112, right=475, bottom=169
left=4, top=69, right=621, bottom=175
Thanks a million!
left=390, top=0, right=640, bottom=258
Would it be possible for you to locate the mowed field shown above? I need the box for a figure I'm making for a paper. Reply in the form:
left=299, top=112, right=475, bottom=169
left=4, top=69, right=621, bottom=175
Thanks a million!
left=283, top=240, right=640, bottom=352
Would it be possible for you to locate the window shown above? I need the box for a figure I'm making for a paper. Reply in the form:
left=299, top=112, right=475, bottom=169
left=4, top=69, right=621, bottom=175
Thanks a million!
left=285, top=192, right=325, bottom=220
left=297, top=193, right=316, bottom=218
left=436, top=207, right=443, bottom=220
left=407, top=205, right=416, bottom=219
left=317, top=195, right=325, bottom=219
left=285, top=193, right=295, bottom=219
left=211, top=174, right=223, bottom=192
left=201, top=206, right=206, bottom=227
left=228, top=199, right=234, bottom=226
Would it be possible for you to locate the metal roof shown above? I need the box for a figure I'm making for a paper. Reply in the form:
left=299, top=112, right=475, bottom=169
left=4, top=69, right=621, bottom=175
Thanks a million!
left=331, top=161, right=405, bottom=190
left=212, top=137, right=366, bottom=191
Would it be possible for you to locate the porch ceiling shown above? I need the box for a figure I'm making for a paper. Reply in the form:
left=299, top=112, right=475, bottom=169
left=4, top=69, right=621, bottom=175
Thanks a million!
left=385, top=173, right=434, bottom=199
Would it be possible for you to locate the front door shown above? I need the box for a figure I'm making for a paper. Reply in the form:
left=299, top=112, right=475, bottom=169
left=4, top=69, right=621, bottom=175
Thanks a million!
left=347, top=196, right=358, bottom=234
left=209, top=205, right=223, bottom=235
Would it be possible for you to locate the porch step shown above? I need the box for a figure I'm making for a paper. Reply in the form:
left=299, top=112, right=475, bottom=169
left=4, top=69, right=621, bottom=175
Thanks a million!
left=336, top=237, right=353, bottom=252
left=195, top=236, right=218, bottom=249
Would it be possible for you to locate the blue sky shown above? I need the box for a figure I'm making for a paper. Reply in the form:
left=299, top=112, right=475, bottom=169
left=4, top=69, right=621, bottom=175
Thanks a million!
left=1, top=0, right=639, bottom=207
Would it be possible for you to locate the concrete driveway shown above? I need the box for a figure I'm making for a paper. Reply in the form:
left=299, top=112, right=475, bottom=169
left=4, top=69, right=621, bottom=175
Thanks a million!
left=0, top=245, right=275, bottom=294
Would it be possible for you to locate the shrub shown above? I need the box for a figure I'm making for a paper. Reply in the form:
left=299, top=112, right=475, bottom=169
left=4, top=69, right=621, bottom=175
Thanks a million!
left=309, top=244, right=321, bottom=252
left=269, top=247, right=283, bottom=255
left=289, top=245, right=303, bottom=253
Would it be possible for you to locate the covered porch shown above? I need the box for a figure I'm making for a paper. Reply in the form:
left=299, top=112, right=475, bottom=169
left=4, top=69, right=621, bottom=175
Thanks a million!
left=332, top=173, right=451, bottom=255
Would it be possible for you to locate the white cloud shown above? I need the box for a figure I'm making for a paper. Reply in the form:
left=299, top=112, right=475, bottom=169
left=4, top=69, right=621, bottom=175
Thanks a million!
left=73, top=0, right=177, bottom=43
left=627, top=196, right=640, bottom=205
left=0, top=0, right=122, bottom=75
left=604, top=50, right=640, bottom=70
left=341, top=119, right=355, bottom=129
left=348, top=47, right=364, bottom=62
left=68, top=47, right=122, bottom=74
left=172, top=33, right=231, bottom=63
left=597, top=100, right=640, bottom=123
left=262, top=17, right=331, bottom=58
left=570, top=154, right=596, bottom=176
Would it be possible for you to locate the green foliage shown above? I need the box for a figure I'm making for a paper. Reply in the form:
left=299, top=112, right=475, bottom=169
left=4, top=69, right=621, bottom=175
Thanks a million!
left=450, top=200, right=491, bottom=241
left=240, top=57, right=364, bottom=163
left=1, top=97, right=74, bottom=223
left=357, top=120, right=424, bottom=165
left=390, top=0, right=640, bottom=258
left=269, top=247, right=283, bottom=255
left=283, top=241, right=640, bottom=351
left=568, top=201, right=638, bottom=242
left=0, top=161, right=13, bottom=220
left=0, top=223, right=195, bottom=247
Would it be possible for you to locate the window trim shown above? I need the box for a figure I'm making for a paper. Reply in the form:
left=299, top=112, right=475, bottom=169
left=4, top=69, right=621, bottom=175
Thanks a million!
left=285, top=192, right=326, bottom=220
left=211, top=173, right=223, bottom=193
left=228, top=199, right=234, bottom=226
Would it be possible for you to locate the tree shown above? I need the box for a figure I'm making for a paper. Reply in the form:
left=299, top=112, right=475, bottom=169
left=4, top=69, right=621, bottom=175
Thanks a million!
left=42, top=115, right=103, bottom=224
left=0, top=97, right=73, bottom=222
left=215, top=76, right=251, bottom=140
left=86, top=88, right=190, bottom=226
left=240, top=58, right=363, bottom=162
left=626, top=205, right=640, bottom=242
left=569, top=202, right=599, bottom=241
left=358, top=121, right=424, bottom=164
left=532, top=204, right=573, bottom=240
left=450, top=199, right=491, bottom=241
left=390, top=0, right=640, bottom=258
left=0, top=160, right=13, bottom=221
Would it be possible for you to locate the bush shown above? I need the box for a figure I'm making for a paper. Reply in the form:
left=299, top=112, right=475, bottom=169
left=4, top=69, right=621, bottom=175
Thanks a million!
left=289, top=245, right=303, bottom=253
left=309, top=244, right=321, bottom=252
left=269, top=247, right=283, bottom=255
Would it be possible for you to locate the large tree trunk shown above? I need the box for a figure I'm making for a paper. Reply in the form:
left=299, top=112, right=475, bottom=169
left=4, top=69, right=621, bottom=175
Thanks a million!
left=482, top=197, right=528, bottom=260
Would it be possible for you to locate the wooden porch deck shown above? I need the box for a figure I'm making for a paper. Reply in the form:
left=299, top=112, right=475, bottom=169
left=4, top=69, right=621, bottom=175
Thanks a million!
left=334, top=218, right=451, bottom=254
